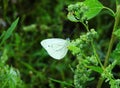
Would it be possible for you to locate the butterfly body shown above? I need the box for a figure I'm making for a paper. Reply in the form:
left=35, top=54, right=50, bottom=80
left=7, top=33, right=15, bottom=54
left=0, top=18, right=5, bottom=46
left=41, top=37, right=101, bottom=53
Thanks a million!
left=41, top=38, right=68, bottom=60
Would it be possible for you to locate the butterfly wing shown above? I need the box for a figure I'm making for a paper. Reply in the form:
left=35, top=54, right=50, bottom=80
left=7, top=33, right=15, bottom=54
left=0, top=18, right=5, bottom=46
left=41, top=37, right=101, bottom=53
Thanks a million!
left=41, top=38, right=68, bottom=60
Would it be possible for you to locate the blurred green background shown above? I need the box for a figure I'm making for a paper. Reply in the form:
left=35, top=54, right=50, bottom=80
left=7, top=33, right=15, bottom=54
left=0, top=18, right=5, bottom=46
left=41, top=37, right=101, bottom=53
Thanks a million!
left=0, top=0, right=116, bottom=88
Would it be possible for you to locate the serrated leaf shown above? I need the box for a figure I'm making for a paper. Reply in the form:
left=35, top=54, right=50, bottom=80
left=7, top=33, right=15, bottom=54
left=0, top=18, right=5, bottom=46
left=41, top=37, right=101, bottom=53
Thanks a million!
left=88, top=66, right=103, bottom=73
left=84, top=0, right=104, bottom=20
left=0, top=18, right=19, bottom=46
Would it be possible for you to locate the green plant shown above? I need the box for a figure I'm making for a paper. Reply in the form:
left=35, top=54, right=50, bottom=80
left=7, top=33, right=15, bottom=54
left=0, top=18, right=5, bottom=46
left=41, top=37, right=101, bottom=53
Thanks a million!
left=0, top=18, right=24, bottom=88
left=67, top=0, right=120, bottom=88
left=0, top=0, right=120, bottom=88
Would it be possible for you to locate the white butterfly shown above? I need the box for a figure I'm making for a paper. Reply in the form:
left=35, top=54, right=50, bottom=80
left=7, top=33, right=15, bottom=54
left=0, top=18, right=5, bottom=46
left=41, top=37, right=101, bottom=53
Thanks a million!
left=40, top=38, right=69, bottom=60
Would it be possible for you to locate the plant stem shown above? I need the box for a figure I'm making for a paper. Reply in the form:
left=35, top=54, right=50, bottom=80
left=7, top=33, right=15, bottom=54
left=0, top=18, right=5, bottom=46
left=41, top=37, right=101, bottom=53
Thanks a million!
left=82, top=22, right=104, bottom=69
left=97, top=5, right=120, bottom=88
left=91, top=41, right=104, bottom=69
left=103, top=7, right=115, bottom=17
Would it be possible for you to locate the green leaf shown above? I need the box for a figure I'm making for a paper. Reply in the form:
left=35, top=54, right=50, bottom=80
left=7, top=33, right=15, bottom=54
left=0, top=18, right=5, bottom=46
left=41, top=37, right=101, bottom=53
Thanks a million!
left=84, top=0, right=104, bottom=20
left=68, top=45, right=81, bottom=55
left=87, top=66, right=103, bottom=74
left=67, top=13, right=79, bottom=22
left=49, top=78, right=74, bottom=87
left=67, top=0, right=103, bottom=22
left=111, top=42, right=120, bottom=65
left=113, top=28, right=120, bottom=38
left=0, top=18, right=19, bottom=46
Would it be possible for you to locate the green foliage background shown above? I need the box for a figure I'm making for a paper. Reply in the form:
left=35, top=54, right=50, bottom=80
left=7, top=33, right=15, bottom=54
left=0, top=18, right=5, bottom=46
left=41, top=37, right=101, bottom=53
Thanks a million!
left=0, top=0, right=117, bottom=88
